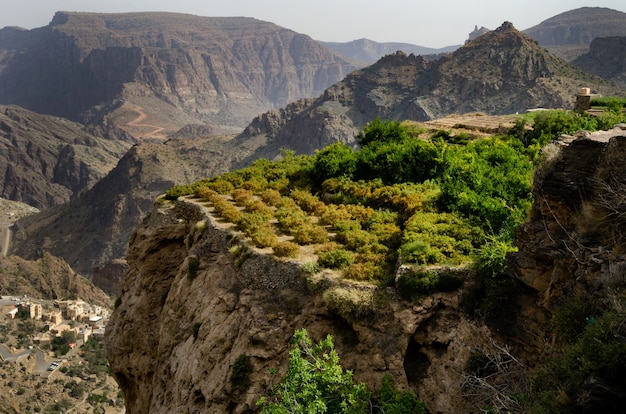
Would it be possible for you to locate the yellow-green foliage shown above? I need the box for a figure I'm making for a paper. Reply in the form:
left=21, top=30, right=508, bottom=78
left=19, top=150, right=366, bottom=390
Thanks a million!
left=273, top=241, right=300, bottom=258
left=400, top=211, right=481, bottom=265
left=238, top=212, right=278, bottom=248
left=231, top=188, right=254, bottom=206
left=318, top=204, right=352, bottom=226
left=208, top=179, right=235, bottom=194
left=324, top=287, right=377, bottom=319
left=260, top=189, right=282, bottom=206
left=242, top=178, right=267, bottom=192
left=342, top=262, right=377, bottom=281
left=290, top=223, right=328, bottom=245
left=290, top=189, right=325, bottom=214
left=211, top=197, right=243, bottom=223
left=244, top=199, right=274, bottom=219
left=196, top=186, right=218, bottom=201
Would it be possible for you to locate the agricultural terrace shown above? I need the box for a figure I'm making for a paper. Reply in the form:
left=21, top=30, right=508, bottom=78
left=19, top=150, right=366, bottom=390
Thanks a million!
left=166, top=108, right=626, bottom=293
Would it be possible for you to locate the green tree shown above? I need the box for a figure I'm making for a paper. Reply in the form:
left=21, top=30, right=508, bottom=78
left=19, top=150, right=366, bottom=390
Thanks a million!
left=356, top=117, right=409, bottom=147
left=258, top=329, right=371, bottom=413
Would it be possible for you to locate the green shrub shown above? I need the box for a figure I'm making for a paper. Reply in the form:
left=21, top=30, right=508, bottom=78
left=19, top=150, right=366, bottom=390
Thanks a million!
left=375, top=374, right=427, bottom=413
left=356, top=117, right=410, bottom=147
left=312, top=142, right=358, bottom=184
left=324, top=287, right=377, bottom=319
left=230, top=354, right=253, bottom=390
left=300, top=262, right=321, bottom=275
left=208, top=179, right=234, bottom=194
left=290, top=223, right=328, bottom=245
left=231, top=188, right=254, bottom=206
left=250, top=229, right=278, bottom=248
left=342, top=262, right=377, bottom=281
left=244, top=199, right=274, bottom=219
left=260, top=189, right=282, bottom=206
left=396, top=270, right=463, bottom=300
left=187, top=257, right=200, bottom=280
left=318, top=249, right=355, bottom=269
left=257, top=329, right=371, bottom=413
left=475, top=237, right=517, bottom=278
left=273, top=241, right=300, bottom=258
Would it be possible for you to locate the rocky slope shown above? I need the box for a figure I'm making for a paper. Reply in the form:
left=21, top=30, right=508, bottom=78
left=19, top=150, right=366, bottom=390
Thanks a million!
left=524, top=7, right=626, bottom=60
left=573, top=36, right=626, bottom=89
left=0, top=12, right=357, bottom=138
left=106, top=126, right=626, bottom=413
left=237, top=22, right=619, bottom=160
left=9, top=132, right=265, bottom=290
left=0, top=105, right=131, bottom=209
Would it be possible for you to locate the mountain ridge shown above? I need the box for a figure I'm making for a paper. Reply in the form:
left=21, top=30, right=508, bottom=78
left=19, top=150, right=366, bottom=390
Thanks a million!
left=0, top=12, right=358, bottom=138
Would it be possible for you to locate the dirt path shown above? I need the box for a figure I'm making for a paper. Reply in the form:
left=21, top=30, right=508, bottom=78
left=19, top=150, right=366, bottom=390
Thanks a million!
left=121, top=103, right=167, bottom=139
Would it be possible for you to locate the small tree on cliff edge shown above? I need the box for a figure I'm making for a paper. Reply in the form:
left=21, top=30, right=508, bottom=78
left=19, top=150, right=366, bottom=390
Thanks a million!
left=257, top=329, right=371, bottom=413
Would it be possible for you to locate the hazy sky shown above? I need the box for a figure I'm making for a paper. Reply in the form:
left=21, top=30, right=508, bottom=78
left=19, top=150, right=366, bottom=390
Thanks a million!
left=1, top=1, right=624, bottom=48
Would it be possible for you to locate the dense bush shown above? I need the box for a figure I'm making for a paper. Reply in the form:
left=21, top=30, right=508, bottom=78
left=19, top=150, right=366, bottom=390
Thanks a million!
left=230, top=354, right=253, bottom=390
left=258, top=330, right=427, bottom=413
left=396, top=270, right=463, bottom=300
left=257, top=329, right=371, bottom=413
left=318, top=249, right=355, bottom=270
left=530, top=294, right=626, bottom=413
left=273, top=241, right=300, bottom=258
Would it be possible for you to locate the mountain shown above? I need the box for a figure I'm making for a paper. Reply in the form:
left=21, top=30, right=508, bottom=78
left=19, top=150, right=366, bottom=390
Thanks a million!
left=9, top=21, right=619, bottom=293
left=0, top=105, right=131, bottom=209
left=524, top=7, right=626, bottom=60
left=573, top=36, right=626, bottom=89
left=319, top=38, right=459, bottom=64
left=0, top=12, right=358, bottom=138
left=237, top=22, right=619, bottom=159
left=9, top=132, right=265, bottom=288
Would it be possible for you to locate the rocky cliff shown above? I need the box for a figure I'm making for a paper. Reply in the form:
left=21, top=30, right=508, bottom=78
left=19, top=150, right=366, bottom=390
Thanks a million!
left=10, top=132, right=265, bottom=287
left=106, top=126, right=626, bottom=413
left=0, top=12, right=357, bottom=138
left=573, top=36, right=626, bottom=89
left=105, top=198, right=502, bottom=413
left=0, top=105, right=131, bottom=209
left=512, top=127, right=626, bottom=304
left=524, top=7, right=626, bottom=60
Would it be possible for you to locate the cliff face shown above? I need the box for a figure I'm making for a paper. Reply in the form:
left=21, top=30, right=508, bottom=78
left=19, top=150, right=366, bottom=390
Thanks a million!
left=524, top=7, right=626, bottom=60
left=0, top=12, right=357, bottom=137
left=573, top=36, right=626, bottom=89
left=511, top=128, right=626, bottom=305
left=0, top=105, right=131, bottom=209
left=106, top=200, right=502, bottom=413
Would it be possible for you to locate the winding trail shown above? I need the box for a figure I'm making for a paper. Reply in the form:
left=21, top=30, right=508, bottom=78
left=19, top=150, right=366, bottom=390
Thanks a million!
left=121, top=103, right=167, bottom=139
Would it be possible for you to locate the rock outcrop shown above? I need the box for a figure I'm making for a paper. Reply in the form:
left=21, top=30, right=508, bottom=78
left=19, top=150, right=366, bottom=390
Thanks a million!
left=106, top=199, right=501, bottom=413
left=0, top=12, right=357, bottom=138
left=0, top=105, right=131, bottom=209
left=511, top=126, right=626, bottom=305
left=573, top=36, right=626, bottom=89
left=106, top=126, right=626, bottom=413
